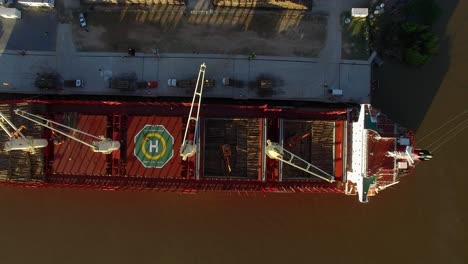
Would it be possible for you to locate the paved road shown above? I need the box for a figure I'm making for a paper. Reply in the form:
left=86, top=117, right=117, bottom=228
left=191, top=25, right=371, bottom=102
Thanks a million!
left=0, top=47, right=370, bottom=103
left=0, top=0, right=371, bottom=103
left=316, top=0, right=369, bottom=90
left=56, top=24, right=76, bottom=79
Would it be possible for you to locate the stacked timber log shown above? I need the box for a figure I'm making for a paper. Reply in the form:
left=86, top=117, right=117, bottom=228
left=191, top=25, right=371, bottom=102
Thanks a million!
left=236, top=119, right=259, bottom=178
left=0, top=103, right=45, bottom=182
left=282, top=121, right=334, bottom=179
left=310, top=121, right=334, bottom=174
left=204, top=119, right=260, bottom=178
left=0, top=104, right=11, bottom=180
left=204, top=121, right=225, bottom=176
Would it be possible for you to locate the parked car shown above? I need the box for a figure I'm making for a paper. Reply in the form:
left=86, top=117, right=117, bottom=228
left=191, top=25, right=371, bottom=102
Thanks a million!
left=147, top=81, right=158, bottom=88
left=64, top=79, right=84, bottom=88
left=79, top=13, right=87, bottom=28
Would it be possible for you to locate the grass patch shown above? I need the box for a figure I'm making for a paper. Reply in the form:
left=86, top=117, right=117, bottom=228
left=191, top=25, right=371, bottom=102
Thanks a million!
left=341, top=11, right=369, bottom=60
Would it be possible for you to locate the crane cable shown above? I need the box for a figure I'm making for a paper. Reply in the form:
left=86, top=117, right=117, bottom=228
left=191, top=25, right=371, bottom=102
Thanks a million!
left=417, top=110, right=468, bottom=153
left=430, top=120, right=468, bottom=153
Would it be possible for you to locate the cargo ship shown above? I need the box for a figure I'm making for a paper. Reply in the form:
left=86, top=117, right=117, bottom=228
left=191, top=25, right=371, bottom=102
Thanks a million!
left=0, top=65, right=431, bottom=203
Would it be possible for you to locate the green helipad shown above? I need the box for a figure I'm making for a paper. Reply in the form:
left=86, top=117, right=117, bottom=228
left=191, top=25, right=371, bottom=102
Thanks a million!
left=134, top=125, right=174, bottom=168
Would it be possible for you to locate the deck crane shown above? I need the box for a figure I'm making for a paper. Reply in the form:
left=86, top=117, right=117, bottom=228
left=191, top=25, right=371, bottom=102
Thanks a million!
left=0, top=111, right=48, bottom=153
left=180, top=63, right=206, bottom=161
left=14, top=109, right=120, bottom=154
left=265, top=140, right=335, bottom=183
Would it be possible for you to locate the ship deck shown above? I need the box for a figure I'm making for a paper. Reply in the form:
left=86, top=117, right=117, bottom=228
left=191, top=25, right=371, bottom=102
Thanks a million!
left=365, top=106, right=406, bottom=183
left=0, top=100, right=348, bottom=192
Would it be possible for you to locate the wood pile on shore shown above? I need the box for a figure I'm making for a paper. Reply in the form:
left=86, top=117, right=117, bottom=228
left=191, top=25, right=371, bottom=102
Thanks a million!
left=80, top=0, right=309, bottom=9
left=213, top=0, right=309, bottom=10
left=81, top=0, right=186, bottom=6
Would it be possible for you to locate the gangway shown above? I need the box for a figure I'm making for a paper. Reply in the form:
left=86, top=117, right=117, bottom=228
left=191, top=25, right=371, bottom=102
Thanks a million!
left=265, top=140, right=335, bottom=182
left=14, top=109, right=120, bottom=154
left=0, top=111, right=48, bottom=153
left=180, top=63, right=206, bottom=161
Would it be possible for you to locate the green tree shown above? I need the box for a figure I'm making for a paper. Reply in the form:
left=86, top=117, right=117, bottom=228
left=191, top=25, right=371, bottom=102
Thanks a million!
left=403, top=48, right=431, bottom=66
left=400, top=22, right=439, bottom=66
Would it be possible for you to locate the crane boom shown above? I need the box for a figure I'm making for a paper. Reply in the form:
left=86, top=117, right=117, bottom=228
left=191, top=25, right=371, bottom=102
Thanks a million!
left=265, top=140, right=335, bottom=182
left=14, top=109, right=120, bottom=154
left=0, top=111, right=48, bottom=153
left=180, top=63, right=206, bottom=161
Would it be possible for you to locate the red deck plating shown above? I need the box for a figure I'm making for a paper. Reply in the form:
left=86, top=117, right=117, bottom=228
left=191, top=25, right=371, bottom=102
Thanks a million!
left=53, top=115, right=108, bottom=175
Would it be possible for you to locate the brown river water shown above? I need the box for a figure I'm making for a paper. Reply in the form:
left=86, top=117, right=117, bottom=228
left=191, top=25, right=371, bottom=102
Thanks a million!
left=0, top=0, right=466, bottom=263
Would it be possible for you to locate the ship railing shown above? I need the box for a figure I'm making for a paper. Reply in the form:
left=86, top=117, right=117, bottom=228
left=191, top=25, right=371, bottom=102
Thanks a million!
left=1, top=175, right=345, bottom=194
